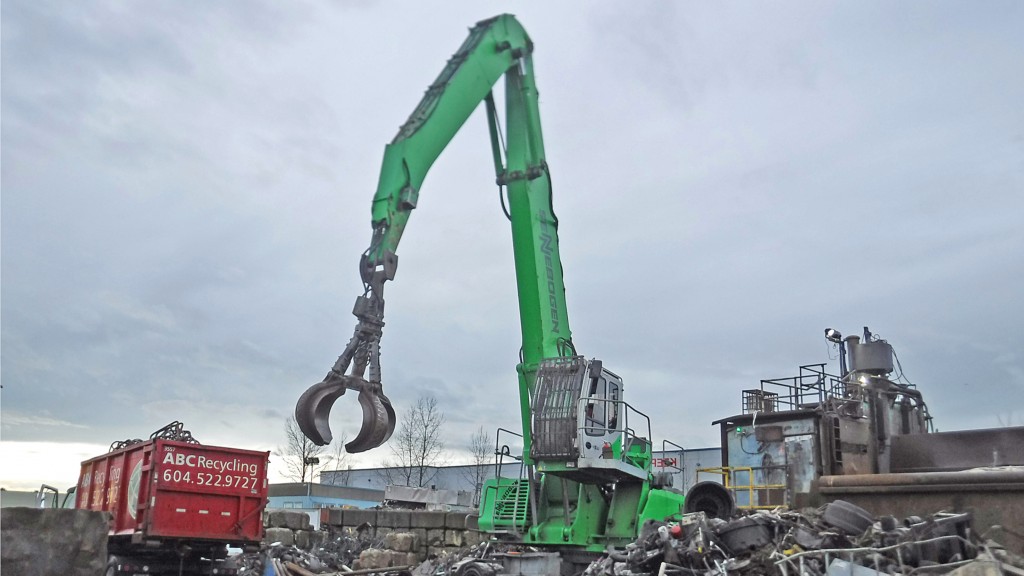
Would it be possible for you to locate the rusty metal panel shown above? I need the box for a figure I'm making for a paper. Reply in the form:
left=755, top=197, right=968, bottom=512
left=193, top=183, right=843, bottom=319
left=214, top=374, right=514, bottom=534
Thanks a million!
left=785, top=434, right=815, bottom=497
left=837, top=416, right=873, bottom=475
left=722, top=416, right=819, bottom=508
left=891, top=426, right=1024, bottom=472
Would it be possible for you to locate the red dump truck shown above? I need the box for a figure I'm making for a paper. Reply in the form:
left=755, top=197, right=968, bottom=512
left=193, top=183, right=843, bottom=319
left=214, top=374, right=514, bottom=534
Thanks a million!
left=76, top=423, right=269, bottom=576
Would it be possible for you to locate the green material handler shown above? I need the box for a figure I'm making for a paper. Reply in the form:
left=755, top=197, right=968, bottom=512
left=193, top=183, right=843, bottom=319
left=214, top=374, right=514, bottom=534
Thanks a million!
left=294, top=14, right=686, bottom=556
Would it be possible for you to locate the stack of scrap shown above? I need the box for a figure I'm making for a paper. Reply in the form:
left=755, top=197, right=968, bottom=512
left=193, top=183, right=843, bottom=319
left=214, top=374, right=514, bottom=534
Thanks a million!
left=584, top=501, right=1024, bottom=576
left=233, top=528, right=501, bottom=575
left=233, top=528, right=390, bottom=575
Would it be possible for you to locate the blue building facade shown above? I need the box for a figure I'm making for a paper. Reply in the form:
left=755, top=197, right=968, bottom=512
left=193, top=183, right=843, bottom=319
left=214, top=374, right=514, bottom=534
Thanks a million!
left=267, top=483, right=385, bottom=528
left=319, top=447, right=723, bottom=496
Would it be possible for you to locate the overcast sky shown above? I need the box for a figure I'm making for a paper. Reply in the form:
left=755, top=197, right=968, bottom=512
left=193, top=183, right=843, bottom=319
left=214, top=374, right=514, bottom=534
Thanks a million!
left=2, top=1, right=1022, bottom=491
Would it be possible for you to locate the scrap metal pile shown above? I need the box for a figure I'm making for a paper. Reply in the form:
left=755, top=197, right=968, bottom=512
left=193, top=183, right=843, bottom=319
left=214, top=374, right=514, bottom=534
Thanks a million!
left=231, top=529, right=388, bottom=575
left=217, top=503, right=1024, bottom=576
left=107, top=420, right=200, bottom=451
left=584, top=501, right=1024, bottom=576
left=231, top=534, right=511, bottom=576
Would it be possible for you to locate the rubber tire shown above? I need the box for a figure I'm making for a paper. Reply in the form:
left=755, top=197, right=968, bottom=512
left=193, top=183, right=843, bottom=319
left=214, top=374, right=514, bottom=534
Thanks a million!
left=822, top=499, right=874, bottom=536
left=684, top=481, right=736, bottom=519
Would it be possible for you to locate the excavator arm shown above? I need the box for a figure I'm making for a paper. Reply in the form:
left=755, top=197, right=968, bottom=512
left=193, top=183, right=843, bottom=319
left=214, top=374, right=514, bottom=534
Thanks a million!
left=295, top=15, right=574, bottom=453
left=297, top=16, right=688, bottom=553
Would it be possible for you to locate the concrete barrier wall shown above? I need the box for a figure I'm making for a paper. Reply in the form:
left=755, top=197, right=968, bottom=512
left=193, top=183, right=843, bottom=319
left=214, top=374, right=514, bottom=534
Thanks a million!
left=1, top=508, right=109, bottom=576
left=263, top=510, right=328, bottom=550
left=320, top=509, right=485, bottom=561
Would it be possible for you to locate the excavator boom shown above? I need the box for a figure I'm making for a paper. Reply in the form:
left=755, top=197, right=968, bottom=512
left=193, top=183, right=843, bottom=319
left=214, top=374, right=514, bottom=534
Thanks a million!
left=295, top=15, right=573, bottom=453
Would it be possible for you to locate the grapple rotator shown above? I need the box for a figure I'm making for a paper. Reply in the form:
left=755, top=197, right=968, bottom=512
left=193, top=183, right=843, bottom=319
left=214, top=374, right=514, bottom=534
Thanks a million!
left=295, top=250, right=398, bottom=453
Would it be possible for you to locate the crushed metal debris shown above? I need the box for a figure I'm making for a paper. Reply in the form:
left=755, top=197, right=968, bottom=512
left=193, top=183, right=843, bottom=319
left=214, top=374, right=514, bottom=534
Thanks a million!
left=583, top=501, right=1024, bottom=576
left=227, top=502, right=1024, bottom=575
left=231, top=528, right=387, bottom=575
left=230, top=527, right=500, bottom=576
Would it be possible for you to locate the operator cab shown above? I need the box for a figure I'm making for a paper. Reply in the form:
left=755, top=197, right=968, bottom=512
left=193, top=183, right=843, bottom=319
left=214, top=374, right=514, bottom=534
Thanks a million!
left=530, top=356, right=652, bottom=483
left=580, top=364, right=621, bottom=454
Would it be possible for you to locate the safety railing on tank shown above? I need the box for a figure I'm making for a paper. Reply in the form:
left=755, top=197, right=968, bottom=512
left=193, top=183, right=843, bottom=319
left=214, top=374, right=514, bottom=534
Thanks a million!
left=742, top=364, right=847, bottom=415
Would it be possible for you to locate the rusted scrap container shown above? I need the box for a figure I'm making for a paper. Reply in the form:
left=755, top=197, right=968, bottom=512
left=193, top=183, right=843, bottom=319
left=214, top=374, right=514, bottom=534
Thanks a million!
left=77, top=439, right=269, bottom=545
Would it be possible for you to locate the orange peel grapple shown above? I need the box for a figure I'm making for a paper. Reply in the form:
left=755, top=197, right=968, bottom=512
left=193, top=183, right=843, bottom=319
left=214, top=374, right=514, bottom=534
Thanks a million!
left=295, top=250, right=398, bottom=453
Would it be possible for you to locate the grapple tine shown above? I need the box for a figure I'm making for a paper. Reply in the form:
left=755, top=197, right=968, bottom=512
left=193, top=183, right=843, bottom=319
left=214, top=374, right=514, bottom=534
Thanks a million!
left=379, top=393, right=397, bottom=443
left=345, top=386, right=395, bottom=453
left=294, top=378, right=349, bottom=446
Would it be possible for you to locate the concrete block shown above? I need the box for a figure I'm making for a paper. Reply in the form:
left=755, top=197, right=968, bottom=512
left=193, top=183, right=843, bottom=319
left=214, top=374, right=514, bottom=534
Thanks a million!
left=309, top=530, right=328, bottom=549
left=410, top=528, right=428, bottom=552
left=264, top=527, right=294, bottom=546
left=425, top=529, right=445, bottom=547
left=360, top=549, right=418, bottom=569
left=375, top=526, right=392, bottom=540
left=1, top=508, right=109, bottom=576
left=443, top=529, right=463, bottom=547
left=284, top=511, right=310, bottom=530
left=385, top=532, right=417, bottom=553
left=357, top=548, right=385, bottom=570
left=411, top=511, right=446, bottom=529
left=462, top=530, right=486, bottom=547
left=378, top=510, right=411, bottom=529
left=344, top=508, right=377, bottom=528
left=267, top=510, right=289, bottom=528
left=445, top=512, right=470, bottom=529
left=385, top=550, right=419, bottom=567
left=294, top=529, right=311, bottom=550
left=322, top=508, right=342, bottom=527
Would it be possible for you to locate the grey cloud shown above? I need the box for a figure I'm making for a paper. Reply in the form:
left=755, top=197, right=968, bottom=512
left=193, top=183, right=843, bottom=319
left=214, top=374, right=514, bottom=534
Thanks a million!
left=2, top=1, right=1022, bottom=466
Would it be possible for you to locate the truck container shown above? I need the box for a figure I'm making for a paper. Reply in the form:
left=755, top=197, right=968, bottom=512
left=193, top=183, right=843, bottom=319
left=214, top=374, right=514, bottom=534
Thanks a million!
left=77, top=437, right=269, bottom=575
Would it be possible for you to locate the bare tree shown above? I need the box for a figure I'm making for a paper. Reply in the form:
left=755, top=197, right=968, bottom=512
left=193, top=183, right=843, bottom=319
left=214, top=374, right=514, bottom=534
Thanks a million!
left=379, top=395, right=446, bottom=487
left=460, top=426, right=492, bottom=506
left=278, top=416, right=330, bottom=483
left=322, top=432, right=353, bottom=486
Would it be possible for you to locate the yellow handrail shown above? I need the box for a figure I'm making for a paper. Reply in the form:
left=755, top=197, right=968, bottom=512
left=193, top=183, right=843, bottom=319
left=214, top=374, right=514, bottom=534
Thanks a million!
left=697, top=466, right=787, bottom=510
